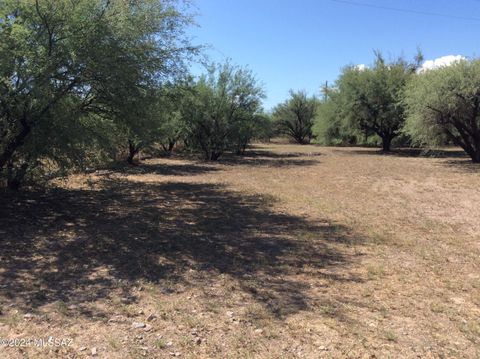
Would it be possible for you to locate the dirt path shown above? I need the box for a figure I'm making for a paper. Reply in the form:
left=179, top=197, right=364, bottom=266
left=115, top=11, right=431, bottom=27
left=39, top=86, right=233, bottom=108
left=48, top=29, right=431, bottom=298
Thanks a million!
left=0, top=144, right=479, bottom=358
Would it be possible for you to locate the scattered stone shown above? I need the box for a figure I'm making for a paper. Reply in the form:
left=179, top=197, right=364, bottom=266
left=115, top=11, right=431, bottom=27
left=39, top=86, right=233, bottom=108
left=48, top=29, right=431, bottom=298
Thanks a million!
left=23, top=313, right=34, bottom=319
left=133, top=322, right=146, bottom=329
left=195, top=338, right=202, bottom=345
left=166, top=341, right=173, bottom=347
left=79, top=347, right=87, bottom=351
left=138, top=309, right=144, bottom=315
left=254, top=329, right=263, bottom=334
left=91, top=347, right=97, bottom=356
left=146, top=313, right=157, bottom=322
left=68, top=305, right=78, bottom=310
left=451, top=297, right=465, bottom=305
left=109, top=315, right=127, bottom=324
left=318, top=346, right=328, bottom=351
left=226, top=311, right=234, bottom=317
left=143, top=324, right=152, bottom=332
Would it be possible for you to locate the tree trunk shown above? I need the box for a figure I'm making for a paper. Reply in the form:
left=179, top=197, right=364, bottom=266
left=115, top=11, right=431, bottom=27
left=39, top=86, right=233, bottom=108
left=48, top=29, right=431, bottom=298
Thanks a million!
left=210, top=151, right=221, bottom=161
left=472, top=137, right=480, bottom=163
left=127, top=140, right=140, bottom=165
left=381, top=136, right=392, bottom=152
left=471, top=145, right=480, bottom=163
left=6, top=160, right=29, bottom=191
left=0, top=119, right=31, bottom=173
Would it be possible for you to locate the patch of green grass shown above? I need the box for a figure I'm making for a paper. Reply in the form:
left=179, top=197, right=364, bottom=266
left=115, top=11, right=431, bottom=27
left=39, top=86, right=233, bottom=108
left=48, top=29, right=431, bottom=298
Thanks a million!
left=108, top=335, right=121, bottom=350
left=384, top=330, right=397, bottom=342
left=319, top=303, right=337, bottom=316
left=429, top=302, right=447, bottom=314
left=55, top=300, right=69, bottom=316
left=154, top=338, right=167, bottom=349
left=378, top=306, right=390, bottom=318
left=459, top=320, right=480, bottom=343
left=0, top=312, right=21, bottom=327
left=367, top=265, right=386, bottom=280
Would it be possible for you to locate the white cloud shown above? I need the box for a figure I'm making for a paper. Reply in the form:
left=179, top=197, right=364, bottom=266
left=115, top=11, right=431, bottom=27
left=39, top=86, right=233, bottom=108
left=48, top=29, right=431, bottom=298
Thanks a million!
left=419, top=55, right=465, bottom=72
left=355, top=64, right=367, bottom=71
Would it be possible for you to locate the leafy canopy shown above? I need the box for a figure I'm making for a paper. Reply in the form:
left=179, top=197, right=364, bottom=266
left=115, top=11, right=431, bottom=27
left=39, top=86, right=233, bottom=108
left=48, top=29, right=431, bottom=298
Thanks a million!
left=404, top=59, right=480, bottom=162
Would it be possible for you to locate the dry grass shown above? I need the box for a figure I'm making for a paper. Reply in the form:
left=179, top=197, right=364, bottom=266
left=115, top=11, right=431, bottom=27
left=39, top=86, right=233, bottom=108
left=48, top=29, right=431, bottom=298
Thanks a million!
left=0, top=143, right=479, bottom=358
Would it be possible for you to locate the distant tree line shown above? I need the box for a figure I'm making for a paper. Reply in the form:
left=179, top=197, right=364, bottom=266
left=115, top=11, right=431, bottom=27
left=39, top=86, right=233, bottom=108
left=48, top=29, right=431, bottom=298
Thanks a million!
left=1, top=1, right=479, bottom=190
left=312, top=52, right=480, bottom=162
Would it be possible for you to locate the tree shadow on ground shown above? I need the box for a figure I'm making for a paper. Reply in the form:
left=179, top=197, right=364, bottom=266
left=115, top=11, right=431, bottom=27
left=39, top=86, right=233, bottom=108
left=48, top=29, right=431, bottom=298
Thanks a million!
left=98, top=162, right=220, bottom=177
left=216, top=149, right=321, bottom=167
left=441, top=159, right=480, bottom=173
left=342, top=147, right=479, bottom=172
left=344, top=147, right=468, bottom=159
left=0, top=172, right=362, bottom=320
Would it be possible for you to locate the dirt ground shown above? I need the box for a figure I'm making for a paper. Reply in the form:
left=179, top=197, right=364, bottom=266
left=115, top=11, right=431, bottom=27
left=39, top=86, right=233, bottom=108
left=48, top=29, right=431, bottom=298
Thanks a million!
left=0, top=143, right=479, bottom=358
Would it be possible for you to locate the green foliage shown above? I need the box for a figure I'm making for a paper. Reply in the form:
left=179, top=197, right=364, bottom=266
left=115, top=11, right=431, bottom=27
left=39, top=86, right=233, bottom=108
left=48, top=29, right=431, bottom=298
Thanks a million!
left=182, top=63, right=265, bottom=160
left=404, top=59, right=480, bottom=162
left=0, top=0, right=195, bottom=188
left=313, top=89, right=360, bottom=145
left=148, top=80, right=194, bottom=156
left=273, top=90, right=318, bottom=144
left=251, top=113, right=276, bottom=142
left=326, top=52, right=421, bottom=151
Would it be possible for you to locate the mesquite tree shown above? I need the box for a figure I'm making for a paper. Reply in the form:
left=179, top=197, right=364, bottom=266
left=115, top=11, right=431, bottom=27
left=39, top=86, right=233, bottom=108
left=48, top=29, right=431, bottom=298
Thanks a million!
left=183, top=63, right=264, bottom=160
left=335, top=53, right=421, bottom=151
left=273, top=90, right=318, bottom=144
left=405, top=59, right=480, bottom=163
left=0, top=0, right=194, bottom=188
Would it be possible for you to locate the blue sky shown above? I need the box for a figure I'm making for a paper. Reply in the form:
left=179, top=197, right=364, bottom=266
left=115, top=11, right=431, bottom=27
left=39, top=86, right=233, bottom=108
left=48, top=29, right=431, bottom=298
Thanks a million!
left=187, top=0, right=480, bottom=110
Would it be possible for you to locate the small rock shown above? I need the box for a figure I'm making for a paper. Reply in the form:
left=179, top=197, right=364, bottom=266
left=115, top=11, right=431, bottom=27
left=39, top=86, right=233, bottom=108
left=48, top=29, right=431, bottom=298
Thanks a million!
left=91, top=347, right=97, bottom=356
left=146, top=313, right=157, bottom=322
left=166, top=341, right=173, bottom=347
left=138, top=310, right=144, bottom=315
left=254, top=329, right=263, bottom=334
left=226, top=311, right=234, bottom=317
left=195, top=338, right=202, bottom=345
left=79, top=347, right=87, bottom=351
left=133, top=322, right=146, bottom=329
left=318, top=346, right=328, bottom=351
left=109, top=315, right=126, bottom=324
left=143, top=324, right=152, bottom=332
left=23, top=313, right=34, bottom=319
